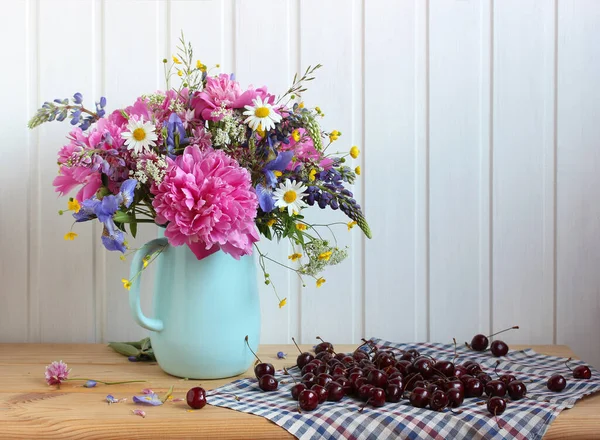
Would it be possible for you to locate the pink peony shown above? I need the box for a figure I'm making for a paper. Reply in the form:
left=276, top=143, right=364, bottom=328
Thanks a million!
left=45, top=360, right=70, bottom=386
left=192, top=74, right=274, bottom=121
left=152, top=146, right=259, bottom=260
left=53, top=166, right=102, bottom=202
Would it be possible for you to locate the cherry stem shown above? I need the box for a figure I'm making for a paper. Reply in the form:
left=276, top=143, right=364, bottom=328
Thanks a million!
left=358, top=398, right=371, bottom=413
left=453, top=338, right=458, bottom=363
left=494, top=361, right=501, bottom=378
left=565, top=358, right=573, bottom=372
left=361, top=338, right=378, bottom=355
left=64, top=378, right=146, bottom=385
left=284, top=367, right=299, bottom=384
left=207, top=391, right=240, bottom=401
left=244, top=335, right=262, bottom=363
left=488, top=325, right=519, bottom=338
left=291, top=337, right=303, bottom=354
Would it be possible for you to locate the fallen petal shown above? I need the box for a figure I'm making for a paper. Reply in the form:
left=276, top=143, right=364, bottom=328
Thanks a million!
left=141, top=388, right=154, bottom=395
left=172, top=398, right=184, bottom=402
left=133, top=394, right=163, bottom=406
left=83, top=380, right=97, bottom=388
left=131, top=409, right=146, bottom=418
left=106, top=395, right=117, bottom=404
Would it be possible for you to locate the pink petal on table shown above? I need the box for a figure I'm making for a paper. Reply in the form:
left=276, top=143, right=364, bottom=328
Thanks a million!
left=141, top=388, right=154, bottom=394
left=131, top=409, right=146, bottom=418
left=172, top=398, right=184, bottom=402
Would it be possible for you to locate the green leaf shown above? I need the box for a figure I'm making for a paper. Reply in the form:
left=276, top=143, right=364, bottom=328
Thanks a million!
left=140, top=337, right=151, bottom=351
left=160, top=385, right=174, bottom=403
left=108, top=342, right=141, bottom=357
left=113, top=211, right=134, bottom=223
left=130, top=221, right=138, bottom=238
left=119, top=339, right=145, bottom=348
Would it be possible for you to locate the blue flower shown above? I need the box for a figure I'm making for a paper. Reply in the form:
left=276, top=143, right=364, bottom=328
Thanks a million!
left=101, top=220, right=127, bottom=253
left=119, top=179, right=137, bottom=208
left=263, top=151, right=293, bottom=188
left=95, top=195, right=120, bottom=223
left=84, top=380, right=97, bottom=388
left=164, top=113, right=188, bottom=157
left=133, top=393, right=163, bottom=406
left=73, top=92, right=83, bottom=104
left=256, top=184, right=275, bottom=213
left=277, top=351, right=286, bottom=359
left=73, top=198, right=99, bottom=222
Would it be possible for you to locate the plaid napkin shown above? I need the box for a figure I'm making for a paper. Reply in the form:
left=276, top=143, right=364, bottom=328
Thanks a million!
left=208, top=338, right=600, bottom=439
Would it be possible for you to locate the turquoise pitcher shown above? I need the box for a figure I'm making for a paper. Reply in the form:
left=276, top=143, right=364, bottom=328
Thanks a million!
left=128, top=234, right=261, bottom=379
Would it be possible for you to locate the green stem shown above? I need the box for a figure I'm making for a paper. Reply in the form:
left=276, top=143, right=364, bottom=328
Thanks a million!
left=65, top=378, right=146, bottom=385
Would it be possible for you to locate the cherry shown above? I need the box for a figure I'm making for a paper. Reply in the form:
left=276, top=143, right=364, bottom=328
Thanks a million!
left=258, top=374, right=278, bottom=391
left=490, top=340, right=509, bottom=357
left=298, top=389, right=319, bottom=411
left=573, top=365, right=592, bottom=380
left=484, top=380, right=507, bottom=397
left=447, top=388, right=464, bottom=408
left=245, top=336, right=275, bottom=379
left=443, top=379, right=465, bottom=395
left=292, top=337, right=315, bottom=369
left=388, top=376, right=405, bottom=391
left=186, top=386, right=207, bottom=409
left=433, top=360, right=455, bottom=378
left=316, top=351, right=333, bottom=363
left=367, top=370, right=388, bottom=388
left=412, top=357, right=434, bottom=378
left=547, top=374, right=567, bottom=392
left=316, top=373, right=334, bottom=387
left=459, top=374, right=475, bottom=385
left=352, top=376, right=368, bottom=394
left=453, top=365, right=468, bottom=379
left=499, top=374, right=517, bottom=386
left=507, top=380, right=527, bottom=400
left=385, top=384, right=403, bottom=402
left=429, top=390, right=449, bottom=411
left=301, top=363, right=318, bottom=375
left=477, top=373, right=493, bottom=386
left=291, top=383, right=307, bottom=400
left=311, top=384, right=329, bottom=403
left=325, top=382, right=345, bottom=401
left=301, top=372, right=316, bottom=388
left=368, top=387, right=386, bottom=407
left=468, top=326, right=519, bottom=351
left=466, top=363, right=483, bottom=376
left=396, top=360, right=412, bottom=376
left=465, top=378, right=484, bottom=398
left=315, top=337, right=334, bottom=354
left=353, top=350, right=369, bottom=362
left=358, top=384, right=375, bottom=401
left=487, top=396, right=507, bottom=416
left=426, top=383, right=441, bottom=395
left=409, top=387, right=430, bottom=408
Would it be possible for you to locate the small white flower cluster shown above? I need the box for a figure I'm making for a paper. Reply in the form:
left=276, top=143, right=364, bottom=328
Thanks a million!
left=210, top=105, right=246, bottom=148
left=130, top=156, right=168, bottom=187
left=168, top=99, right=185, bottom=114
left=143, top=94, right=166, bottom=106
left=298, top=240, right=348, bottom=276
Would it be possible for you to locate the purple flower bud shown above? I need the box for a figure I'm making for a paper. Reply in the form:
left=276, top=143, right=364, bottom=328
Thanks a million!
left=73, top=92, right=83, bottom=104
left=128, top=356, right=138, bottom=362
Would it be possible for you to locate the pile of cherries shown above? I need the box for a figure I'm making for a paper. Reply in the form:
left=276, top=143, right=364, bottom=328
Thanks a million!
left=191, top=331, right=593, bottom=415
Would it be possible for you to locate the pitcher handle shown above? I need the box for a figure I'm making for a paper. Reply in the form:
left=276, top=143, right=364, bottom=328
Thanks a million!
left=128, top=237, right=168, bottom=332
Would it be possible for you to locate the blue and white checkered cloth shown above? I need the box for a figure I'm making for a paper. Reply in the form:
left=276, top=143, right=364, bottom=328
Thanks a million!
left=208, top=338, right=600, bottom=439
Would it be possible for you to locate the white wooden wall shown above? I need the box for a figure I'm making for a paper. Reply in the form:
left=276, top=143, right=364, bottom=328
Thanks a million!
left=1, top=0, right=599, bottom=369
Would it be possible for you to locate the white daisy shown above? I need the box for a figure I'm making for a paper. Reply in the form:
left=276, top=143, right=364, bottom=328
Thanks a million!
left=273, top=179, right=308, bottom=216
left=243, top=97, right=282, bottom=132
left=122, top=117, right=158, bottom=155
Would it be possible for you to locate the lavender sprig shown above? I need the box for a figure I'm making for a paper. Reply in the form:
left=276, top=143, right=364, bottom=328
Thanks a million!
left=28, top=92, right=106, bottom=130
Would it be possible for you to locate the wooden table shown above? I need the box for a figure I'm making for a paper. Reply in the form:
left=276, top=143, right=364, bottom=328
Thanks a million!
left=0, top=344, right=598, bottom=439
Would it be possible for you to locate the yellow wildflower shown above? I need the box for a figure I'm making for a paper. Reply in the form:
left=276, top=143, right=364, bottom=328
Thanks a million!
left=274, top=170, right=282, bottom=177
left=177, top=70, right=183, bottom=77
left=173, top=55, right=182, bottom=64
left=318, top=251, right=332, bottom=261
left=299, top=102, right=305, bottom=109
left=64, top=231, right=78, bottom=241
left=266, top=219, right=277, bottom=227
left=67, top=198, right=81, bottom=213
left=350, top=146, right=360, bottom=159
left=296, top=223, right=307, bottom=231
left=279, top=298, right=287, bottom=308
left=329, top=130, right=341, bottom=142
left=288, top=253, right=302, bottom=262
left=355, top=166, right=361, bottom=175
left=196, top=60, right=207, bottom=72
left=215, top=63, right=221, bottom=68
left=308, top=169, right=317, bottom=181
left=316, top=277, right=326, bottom=288
left=120, top=255, right=126, bottom=261
left=121, top=278, right=132, bottom=290
left=315, top=106, right=321, bottom=114
left=347, top=221, right=357, bottom=231
left=291, top=129, right=301, bottom=142
left=143, top=255, right=150, bottom=268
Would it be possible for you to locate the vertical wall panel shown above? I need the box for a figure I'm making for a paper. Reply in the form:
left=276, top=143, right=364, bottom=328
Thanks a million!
left=35, top=0, right=97, bottom=342
left=235, top=0, right=294, bottom=344
left=492, top=0, right=555, bottom=344
left=102, top=0, right=164, bottom=343
left=557, top=0, right=600, bottom=369
left=298, top=0, right=359, bottom=344
left=364, top=0, right=418, bottom=342
left=0, top=0, right=29, bottom=341
left=428, top=1, right=488, bottom=343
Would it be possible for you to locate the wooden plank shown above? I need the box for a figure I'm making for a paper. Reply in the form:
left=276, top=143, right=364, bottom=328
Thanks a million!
left=364, top=0, right=418, bottom=342
left=556, top=0, right=600, bottom=370
left=101, top=0, right=164, bottom=344
left=492, top=0, right=555, bottom=345
left=298, top=0, right=360, bottom=344
left=34, top=0, right=97, bottom=343
left=0, top=0, right=29, bottom=341
left=234, top=0, right=295, bottom=344
left=428, top=0, right=489, bottom=343
left=0, top=344, right=596, bottom=440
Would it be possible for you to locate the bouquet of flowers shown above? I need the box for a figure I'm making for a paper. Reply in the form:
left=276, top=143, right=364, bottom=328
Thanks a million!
left=29, top=36, right=371, bottom=301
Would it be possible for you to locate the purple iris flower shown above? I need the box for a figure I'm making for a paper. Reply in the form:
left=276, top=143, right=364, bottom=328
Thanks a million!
left=119, top=179, right=137, bottom=208
left=95, top=195, right=120, bottom=223
left=263, top=151, right=293, bottom=188
left=73, top=198, right=99, bottom=222
left=164, top=113, right=188, bottom=157
left=256, top=184, right=275, bottom=213
left=133, top=393, right=163, bottom=406
left=101, top=220, right=126, bottom=253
